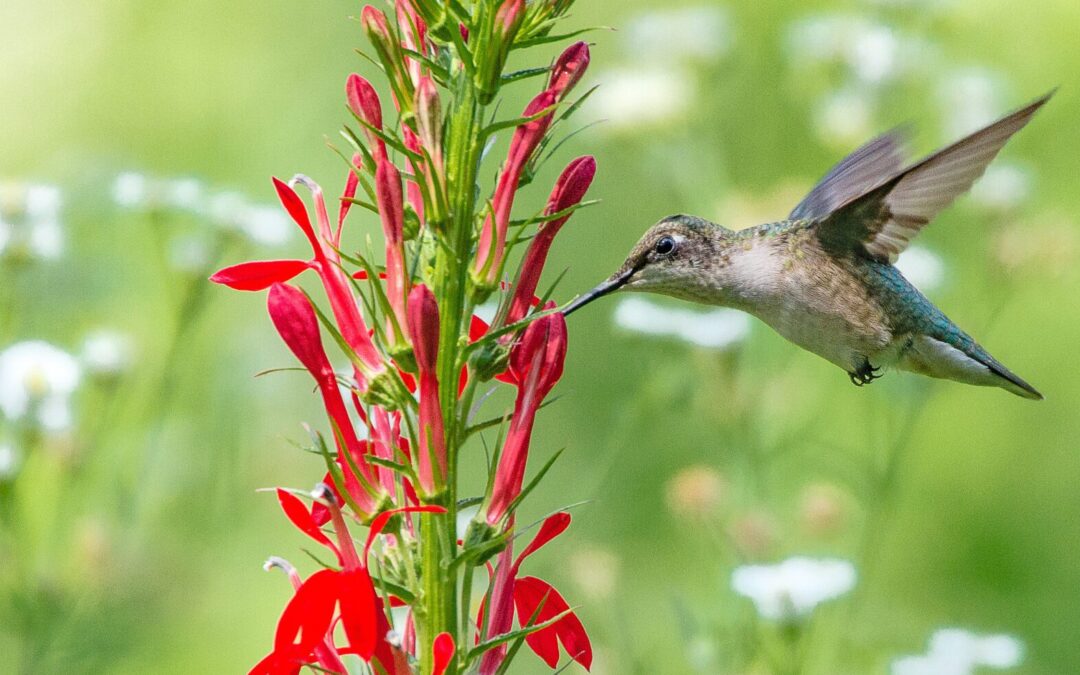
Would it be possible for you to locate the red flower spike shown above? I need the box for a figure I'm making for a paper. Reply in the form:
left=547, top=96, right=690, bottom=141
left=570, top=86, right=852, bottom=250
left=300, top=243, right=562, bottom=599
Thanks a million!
left=406, top=285, right=446, bottom=492
left=210, top=259, right=311, bottom=292
left=267, top=284, right=380, bottom=515
left=276, top=489, right=343, bottom=564
left=549, top=42, right=590, bottom=100
left=347, top=74, right=387, bottom=160
left=513, top=576, right=592, bottom=670
left=433, top=633, right=455, bottom=675
left=474, top=90, right=557, bottom=285
left=338, top=568, right=379, bottom=660
left=486, top=313, right=568, bottom=525
left=507, top=156, right=596, bottom=324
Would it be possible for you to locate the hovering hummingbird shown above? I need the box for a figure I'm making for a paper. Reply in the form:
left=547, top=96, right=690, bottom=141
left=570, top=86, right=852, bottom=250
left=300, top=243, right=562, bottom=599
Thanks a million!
left=565, top=94, right=1053, bottom=400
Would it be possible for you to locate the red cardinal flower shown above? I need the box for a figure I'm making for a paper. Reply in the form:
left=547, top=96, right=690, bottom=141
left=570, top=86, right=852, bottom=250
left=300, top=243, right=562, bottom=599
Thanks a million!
left=507, top=156, right=596, bottom=324
left=478, top=513, right=592, bottom=673
left=405, top=284, right=447, bottom=494
left=473, top=90, right=557, bottom=286
left=485, top=313, right=568, bottom=525
left=375, top=157, right=410, bottom=340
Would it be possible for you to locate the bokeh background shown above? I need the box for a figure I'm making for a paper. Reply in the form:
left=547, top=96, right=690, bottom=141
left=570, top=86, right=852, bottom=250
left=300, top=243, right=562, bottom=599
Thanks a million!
left=2, top=0, right=1079, bottom=672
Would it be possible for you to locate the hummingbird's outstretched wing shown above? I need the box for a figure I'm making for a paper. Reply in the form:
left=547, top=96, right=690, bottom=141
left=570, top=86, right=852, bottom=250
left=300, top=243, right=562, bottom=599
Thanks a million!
left=789, top=130, right=908, bottom=221
left=813, top=92, right=1053, bottom=263
left=790, top=128, right=907, bottom=218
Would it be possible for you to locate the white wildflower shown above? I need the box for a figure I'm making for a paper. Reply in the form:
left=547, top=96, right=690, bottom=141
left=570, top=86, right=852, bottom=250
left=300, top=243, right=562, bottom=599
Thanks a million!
left=850, top=24, right=900, bottom=84
left=895, top=246, right=944, bottom=292
left=892, top=628, right=1024, bottom=675
left=970, top=163, right=1032, bottom=212
left=591, top=67, right=695, bottom=130
left=164, top=177, right=204, bottom=211
left=236, top=204, right=291, bottom=246
left=112, top=172, right=149, bottom=208
left=0, top=341, right=82, bottom=432
left=624, top=7, right=732, bottom=64
left=29, top=218, right=63, bottom=259
left=0, top=441, right=19, bottom=480
left=813, top=88, right=875, bottom=147
left=938, top=69, right=1006, bottom=137
left=731, top=556, right=856, bottom=621
left=80, top=330, right=134, bottom=376
left=0, top=183, right=65, bottom=261
left=614, top=296, right=750, bottom=350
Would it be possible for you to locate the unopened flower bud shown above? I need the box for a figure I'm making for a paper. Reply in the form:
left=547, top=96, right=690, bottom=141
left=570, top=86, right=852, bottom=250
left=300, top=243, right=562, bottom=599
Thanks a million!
left=469, top=338, right=512, bottom=383
left=362, top=5, right=415, bottom=112
left=415, top=76, right=443, bottom=162
left=549, top=42, right=590, bottom=100
left=346, top=73, right=387, bottom=159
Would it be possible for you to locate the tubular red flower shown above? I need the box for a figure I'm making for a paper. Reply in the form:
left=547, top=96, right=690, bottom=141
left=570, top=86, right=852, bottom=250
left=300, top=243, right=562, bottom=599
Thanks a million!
left=406, top=285, right=447, bottom=493
left=338, top=153, right=363, bottom=243
left=474, top=90, right=557, bottom=285
left=375, top=158, right=410, bottom=339
left=276, top=489, right=343, bottom=565
left=486, top=313, right=568, bottom=524
left=549, top=42, right=590, bottom=100
left=401, top=125, right=427, bottom=224
left=267, top=283, right=381, bottom=515
left=507, top=156, right=596, bottom=324
left=478, top=545, right=517, bottom=675
left=346, top=73, right=387, bottom=160
left=270, top=178, right=385, bottom=378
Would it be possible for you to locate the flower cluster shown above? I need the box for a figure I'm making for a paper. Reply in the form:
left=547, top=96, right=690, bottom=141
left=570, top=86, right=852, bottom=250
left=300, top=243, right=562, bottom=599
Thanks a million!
left=211, top=2, right=598, bottom=673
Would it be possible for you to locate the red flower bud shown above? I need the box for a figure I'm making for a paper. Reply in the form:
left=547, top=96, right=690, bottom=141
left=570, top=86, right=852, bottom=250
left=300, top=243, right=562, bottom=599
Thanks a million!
left=362, top=5, right=415, bottom=112
left=549, top=41, right=590, bottom=100
left=375, top=158, right=410, bottom=339
left=346, top=74, right=387, bottom=160
left=507, top=156, right=596, bottom=324
left=406, top=285, right=446, bottom=493
left=474, top=90, right=557, bottom=285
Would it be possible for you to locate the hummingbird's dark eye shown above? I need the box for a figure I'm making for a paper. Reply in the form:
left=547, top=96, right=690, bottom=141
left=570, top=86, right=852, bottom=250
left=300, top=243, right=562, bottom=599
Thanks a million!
left=655, top=236, right=676, bottom=256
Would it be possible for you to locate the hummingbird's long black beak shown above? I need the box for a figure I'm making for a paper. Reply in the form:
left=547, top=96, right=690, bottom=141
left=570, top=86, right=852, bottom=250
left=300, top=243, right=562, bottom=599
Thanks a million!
left=562, top=268, right=635, bottom=317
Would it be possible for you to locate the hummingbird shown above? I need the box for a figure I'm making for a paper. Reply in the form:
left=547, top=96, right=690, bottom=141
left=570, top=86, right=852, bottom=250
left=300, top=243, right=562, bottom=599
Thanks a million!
left=565, top=94, right=1053, bottom=400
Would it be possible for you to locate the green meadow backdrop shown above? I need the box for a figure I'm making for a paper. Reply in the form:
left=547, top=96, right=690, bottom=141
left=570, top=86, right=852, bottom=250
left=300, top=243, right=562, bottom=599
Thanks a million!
left=2, top=0, right=1079, bottom=672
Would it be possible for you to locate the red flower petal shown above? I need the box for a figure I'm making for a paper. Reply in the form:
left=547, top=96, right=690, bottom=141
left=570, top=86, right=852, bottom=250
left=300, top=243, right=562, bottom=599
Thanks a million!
left=338, top=568, right=379, bottom=660
left=513, top=576, right=592, bottom=671
left=276, top=489, right=343, bottom=564
left=249, top=648, right=305, bottom=675
left=514, top=512, right=570, bottom=570
left=273, top=178, right=319, bottom=247
left=310, top=473, right=343, bottom=527
left=433, top=632, right=455, bottom=675
left=210, top=259, right=310, bottom=291
left=274, top=568, right=340, bottom=656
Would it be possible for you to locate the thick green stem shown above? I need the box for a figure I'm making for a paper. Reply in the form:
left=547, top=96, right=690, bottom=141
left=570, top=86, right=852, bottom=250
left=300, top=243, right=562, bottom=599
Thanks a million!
left=418, top=72, right=483, bottom=675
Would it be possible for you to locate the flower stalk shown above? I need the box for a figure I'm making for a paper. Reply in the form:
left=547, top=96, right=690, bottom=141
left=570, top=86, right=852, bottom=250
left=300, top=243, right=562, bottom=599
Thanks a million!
left=213, top=5, right=598, bottom=674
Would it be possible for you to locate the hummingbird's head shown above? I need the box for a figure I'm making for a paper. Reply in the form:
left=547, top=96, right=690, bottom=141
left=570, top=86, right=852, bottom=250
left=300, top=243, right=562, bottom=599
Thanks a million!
left=564, top=214, right=731, bottom=316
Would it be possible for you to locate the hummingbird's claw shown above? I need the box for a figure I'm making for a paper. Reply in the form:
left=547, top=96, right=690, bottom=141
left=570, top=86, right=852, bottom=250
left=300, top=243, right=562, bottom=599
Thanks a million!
left=849, top=361, right=883, bottom=387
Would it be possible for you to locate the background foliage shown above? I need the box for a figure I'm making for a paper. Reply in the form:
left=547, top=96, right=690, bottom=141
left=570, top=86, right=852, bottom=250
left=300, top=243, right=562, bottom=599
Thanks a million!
left=2, top=0, right=1078, bottom=672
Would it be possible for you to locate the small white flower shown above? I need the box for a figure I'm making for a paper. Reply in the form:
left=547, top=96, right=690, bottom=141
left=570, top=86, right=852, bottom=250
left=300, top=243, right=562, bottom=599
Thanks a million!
left=895, top=246, right=945, bottom=292
left=0, top=218, right=11, bottom=256
left=624, top=7, right=732, bottom=64
left=29, top=218, right=63, bottom=259
left=970, top=164, right=1032, bottom=212
left=814, top=88, right=875, bottom=147
left=25, top=185, right=62, bottom=223
left=164, top=177, right=204, bottom=211
left=591, top=67, right=695, bottom=130
left=938, top=69, right=1006, bottom=137
left=614, top=297, right=750, bottom=350
left=80, top=330, right=134, bottom=376
left=893, top=628, right=1024, bottom=675
left=850, top=25, right=899, bottom=84
left=731, top=556, right=856, bottom=621
left=0, top=442, right=20, bottom=480
left=112, top=172, right=149, bottom=208
left=237, top=204, right=292, bottom=246
left=0, top=341, right=82, bottom=432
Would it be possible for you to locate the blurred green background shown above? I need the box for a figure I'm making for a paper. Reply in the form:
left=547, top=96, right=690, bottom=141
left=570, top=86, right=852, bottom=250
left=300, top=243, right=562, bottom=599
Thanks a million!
left=2, top=0, right=1079, bottom=672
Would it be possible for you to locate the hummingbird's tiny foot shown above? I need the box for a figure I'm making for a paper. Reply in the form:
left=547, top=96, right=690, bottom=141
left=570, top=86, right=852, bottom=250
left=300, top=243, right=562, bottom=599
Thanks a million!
left=850, top=360, right=883, bottom=387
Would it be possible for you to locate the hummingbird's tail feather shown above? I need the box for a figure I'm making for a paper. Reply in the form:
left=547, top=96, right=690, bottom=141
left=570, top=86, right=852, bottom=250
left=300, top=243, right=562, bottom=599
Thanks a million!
left=900, top=335, right=1043, bottom=400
